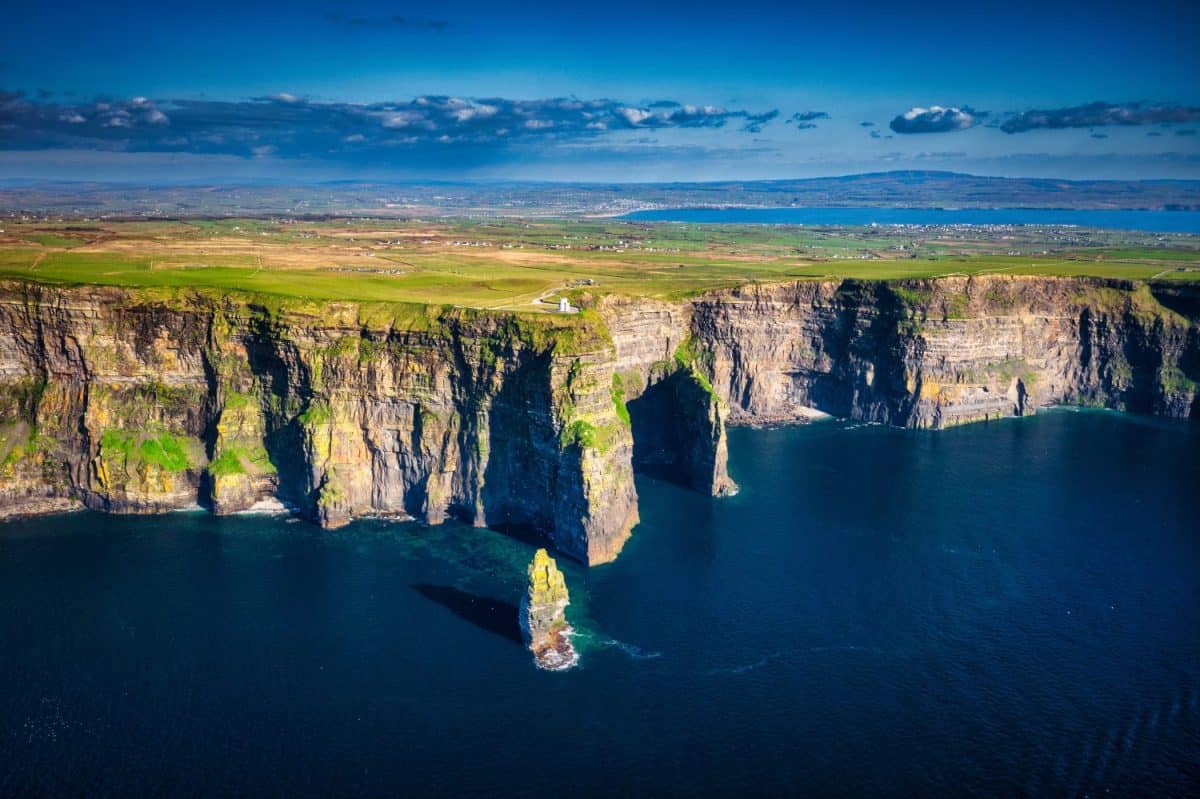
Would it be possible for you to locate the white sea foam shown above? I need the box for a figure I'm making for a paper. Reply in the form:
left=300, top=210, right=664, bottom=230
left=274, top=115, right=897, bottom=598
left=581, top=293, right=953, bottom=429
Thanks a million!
left=233, top=498, right=290, bottom=515
left=533, top=624, right=579, bottom=671
left=600, top=639, right=663, bottom=660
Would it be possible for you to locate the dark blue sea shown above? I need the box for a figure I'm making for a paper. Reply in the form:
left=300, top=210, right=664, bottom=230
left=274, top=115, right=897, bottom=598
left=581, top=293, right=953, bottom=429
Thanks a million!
left=621, top=206, right=1200, bottom=233
left=1, top=409, right=1198, bottom=797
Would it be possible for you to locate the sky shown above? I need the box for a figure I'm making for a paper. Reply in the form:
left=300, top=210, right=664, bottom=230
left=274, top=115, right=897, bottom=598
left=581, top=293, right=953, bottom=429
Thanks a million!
left=1, top=0, right=1199, bottom=182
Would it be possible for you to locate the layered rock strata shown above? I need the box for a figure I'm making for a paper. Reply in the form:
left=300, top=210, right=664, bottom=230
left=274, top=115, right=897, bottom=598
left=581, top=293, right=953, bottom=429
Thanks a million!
left=0, top=286, right=640, bottom=562
left=1, top=276, right=1197, bottom=563
left=692, top=277, right=1199, bottom=428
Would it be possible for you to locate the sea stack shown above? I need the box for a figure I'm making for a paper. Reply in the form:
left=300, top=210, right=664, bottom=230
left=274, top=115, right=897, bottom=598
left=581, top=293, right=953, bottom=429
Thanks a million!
left=520, top=549, right=578, bottom=671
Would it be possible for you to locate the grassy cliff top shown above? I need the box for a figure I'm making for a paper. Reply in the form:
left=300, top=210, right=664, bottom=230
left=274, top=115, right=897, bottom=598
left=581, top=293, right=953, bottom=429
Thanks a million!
left=1, top=217, right=1197, bottom=309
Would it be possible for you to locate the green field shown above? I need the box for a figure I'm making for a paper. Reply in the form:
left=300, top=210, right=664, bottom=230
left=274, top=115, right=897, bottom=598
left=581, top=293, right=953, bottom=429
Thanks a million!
left=0, top=218, right=1196, bottom=309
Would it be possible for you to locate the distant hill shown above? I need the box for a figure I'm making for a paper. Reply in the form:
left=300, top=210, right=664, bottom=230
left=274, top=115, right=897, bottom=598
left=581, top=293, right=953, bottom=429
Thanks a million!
left=1, top=171, right=1197, bottom=217
left=616, top=171, right=1200, bottom=212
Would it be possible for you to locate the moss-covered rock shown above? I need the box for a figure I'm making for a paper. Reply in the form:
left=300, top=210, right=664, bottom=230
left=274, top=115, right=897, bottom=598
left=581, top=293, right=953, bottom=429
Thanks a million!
left=519, top=549, right=577, bottom=671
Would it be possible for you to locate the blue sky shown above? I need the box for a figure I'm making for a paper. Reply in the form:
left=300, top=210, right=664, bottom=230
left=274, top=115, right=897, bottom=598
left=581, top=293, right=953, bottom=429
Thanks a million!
left=2, top=0, right=1198, bottom=181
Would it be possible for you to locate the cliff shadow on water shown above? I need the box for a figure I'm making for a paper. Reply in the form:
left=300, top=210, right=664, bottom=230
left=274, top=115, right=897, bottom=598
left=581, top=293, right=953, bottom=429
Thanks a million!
left=412, top=583, right=523, bottom=645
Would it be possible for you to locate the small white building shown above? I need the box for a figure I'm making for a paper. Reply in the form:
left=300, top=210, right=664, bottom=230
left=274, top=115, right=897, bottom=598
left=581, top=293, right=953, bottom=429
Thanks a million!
left=558, top=297, right=575, bottom=314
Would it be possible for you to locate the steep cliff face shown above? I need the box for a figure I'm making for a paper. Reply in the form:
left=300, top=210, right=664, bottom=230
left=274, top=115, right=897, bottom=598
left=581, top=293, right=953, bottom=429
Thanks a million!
left=2, top=275, right=1198, bottom=565
left=0, top=283, right=640, bottom=563
left=599, top=295, right=737, bottom=496
left=691, top=276, right=1200, bottom=428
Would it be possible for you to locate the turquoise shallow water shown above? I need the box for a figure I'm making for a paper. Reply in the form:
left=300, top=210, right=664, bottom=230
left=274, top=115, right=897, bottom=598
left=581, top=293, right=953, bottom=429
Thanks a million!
left=621, top=206, right=1200, bottom=233
left=1, top=409, right=1198, bottom=797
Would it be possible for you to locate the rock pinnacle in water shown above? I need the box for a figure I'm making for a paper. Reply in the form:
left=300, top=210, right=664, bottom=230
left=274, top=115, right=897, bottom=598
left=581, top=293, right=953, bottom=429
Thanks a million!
left=519, top=549, right=578, bottom=671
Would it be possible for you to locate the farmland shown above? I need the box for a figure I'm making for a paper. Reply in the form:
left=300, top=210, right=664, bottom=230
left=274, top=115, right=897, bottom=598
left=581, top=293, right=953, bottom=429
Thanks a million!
left=1, top=217, right=1197, bottom=310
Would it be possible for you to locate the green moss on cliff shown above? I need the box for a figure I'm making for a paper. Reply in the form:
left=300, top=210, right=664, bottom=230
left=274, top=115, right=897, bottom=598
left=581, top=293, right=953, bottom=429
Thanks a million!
left=209, top=444, right=276, bottom=478
left=138, top=436, right=190, bottom=472
left=207, top=449, right=246, bottom=477
left=317, top=469, right=346, bottom=509
left=673, top=338, right=718, bottom=400
left=327, top=335, right=359, bottom=359
left=1160, top=366, right=1198, bottom=395
left=942, top=292, right=970, bottom=320
left=132, top=380, right=196, bottom=410
left=1069, top=283, right=1191, bottom=328
left=561, top=419, right=599, bottom=450
left=357, top=337, right=430, bottom=364
left=889, top=284, right=934, bottom=334
left=892, top=285, right=934, bottom=307
left=982, top=286, right=1017, bottom=309
left=100, top=428, right=194, bottom=472
left=0, top=421, right=38, bottom=471
left=298, top=400, right=331, bottom=426
left=355, top=301, right=447, bottom=333
left=611, top=373, right=631, bottom=427
left=559, top=418, right=622, bottom=455
left=222, top=389, right=253, bottom=410
left=505, top=308, right=611, bottom=356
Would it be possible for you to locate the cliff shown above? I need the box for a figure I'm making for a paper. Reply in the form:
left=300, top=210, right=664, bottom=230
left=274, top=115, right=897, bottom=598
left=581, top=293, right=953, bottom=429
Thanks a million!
left=0, top=285, right=641, bottom=563
left=692, top=276, right=1200, bottom=428
left=2, top=275, right=1198, bottom=564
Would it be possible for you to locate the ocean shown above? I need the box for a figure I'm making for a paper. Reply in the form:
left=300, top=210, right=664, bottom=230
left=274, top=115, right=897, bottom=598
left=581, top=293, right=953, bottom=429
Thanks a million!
left=620, top=207, right=1200, bottom=234
left=1, top=409, right=1197, bottom=797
